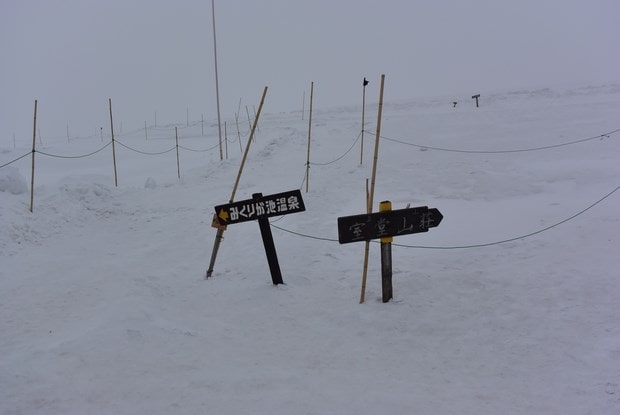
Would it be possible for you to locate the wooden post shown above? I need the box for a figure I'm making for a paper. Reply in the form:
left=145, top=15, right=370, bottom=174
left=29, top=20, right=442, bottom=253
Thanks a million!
left=379, top=200, right=393, bottom=303
left=175, top=127, right=181, bottom=179
left=360, top=77, right=368, bottom=165
left=235, top=113, right=242, bottom=153
left=305, top=81, right=314, bottom=193
left=224, top=121, right=228, bottom=160
left=253, top=193, right=284, bottom=285
left=245, top=106, right=252, bottom=136
left=360, top=74, right=385, bottom=304
left=109, top=98, right=118, bottom=187
left=472, top=94, right=480, bottom=108
left=206, top=86, right=268, bottom=278
left=253, top=105, right=259, bottom=132
left=212, top=0, right=224, bottom=161
left=29, top=99, right=37, bottom=213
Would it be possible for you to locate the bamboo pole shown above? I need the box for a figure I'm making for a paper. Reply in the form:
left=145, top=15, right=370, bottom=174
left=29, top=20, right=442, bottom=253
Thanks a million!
left=109, top=98, right=118, bottom=187
left=29, top=99, right=37, bottom=213
left=305, top=81, right=314, bottom=193
left=360, top=74, right=385, bottom=304
left=212, top=0, right=223, bottom=161
left=175, top=127, right=180, bottom=179
left=206, top=86, right=268, bottom=278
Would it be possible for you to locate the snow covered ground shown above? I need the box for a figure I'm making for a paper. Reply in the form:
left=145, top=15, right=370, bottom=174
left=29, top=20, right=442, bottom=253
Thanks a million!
left=1, top=84, right=619, bottom=414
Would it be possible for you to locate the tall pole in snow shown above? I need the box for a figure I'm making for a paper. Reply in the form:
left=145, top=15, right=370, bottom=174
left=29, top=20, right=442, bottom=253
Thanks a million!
left=212, top=0, right=223, bottom=161
left=360, top=74, right=385, bottom=304
left=29, top=99, right=37, bottom=213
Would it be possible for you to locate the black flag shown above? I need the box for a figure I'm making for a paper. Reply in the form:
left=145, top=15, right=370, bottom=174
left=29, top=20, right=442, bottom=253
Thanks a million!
left=363, top=77, right=369, bottom=86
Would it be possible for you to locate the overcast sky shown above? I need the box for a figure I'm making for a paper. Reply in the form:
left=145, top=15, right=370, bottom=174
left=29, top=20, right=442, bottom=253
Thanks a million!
left=1, top=0, right=619, bottom=141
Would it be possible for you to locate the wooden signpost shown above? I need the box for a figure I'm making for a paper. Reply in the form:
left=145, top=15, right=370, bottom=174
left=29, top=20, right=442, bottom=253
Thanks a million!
left=213, top=189, right=306, bottom=285
left=472, top=94, right=481, bottom=107
left=338, top=202, right=443, bottom=302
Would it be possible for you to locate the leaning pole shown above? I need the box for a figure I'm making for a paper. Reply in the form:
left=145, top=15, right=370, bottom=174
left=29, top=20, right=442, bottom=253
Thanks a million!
left=206, top=87, right=268, bottom=278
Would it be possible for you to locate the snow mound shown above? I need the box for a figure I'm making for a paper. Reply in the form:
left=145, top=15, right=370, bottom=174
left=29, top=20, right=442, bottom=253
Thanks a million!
left=0, top=167, right=28, bottom=195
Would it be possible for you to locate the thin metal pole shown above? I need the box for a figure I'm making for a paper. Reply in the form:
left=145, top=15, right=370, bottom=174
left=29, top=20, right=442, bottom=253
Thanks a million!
left=360, top=78, right=368, bottom=165
left=212, top=0, right=223, bottom=160
left=29, top=100, right=37, bottom=213
left=305, top=81, right=314, bottom=193
left=175, top=127, right=181, bottom=179
left=109, top=98, right=118, bottom=187
left=206, top=86, right=268, bottom=278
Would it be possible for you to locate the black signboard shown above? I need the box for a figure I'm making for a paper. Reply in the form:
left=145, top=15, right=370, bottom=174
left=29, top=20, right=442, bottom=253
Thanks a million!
left=215, top=189, right=305, bottom=226
left=337, top=206, right=443, bottom=244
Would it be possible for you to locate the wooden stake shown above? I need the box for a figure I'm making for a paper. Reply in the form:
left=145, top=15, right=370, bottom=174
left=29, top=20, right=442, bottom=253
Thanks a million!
left=29, top=99, right=37, bottom=213
left=235, top=113, right=242, bottom=153
left=109, top=98, right=118, bottom=187
left=305, top=81, right=314, bottom=193
left=245, top=106, right=252, bottom=137
left=212, top=0, right=223, bottom=160
left=206, top=86, right=268, bottom=278
left=360, top=74, right=385, bottom=303
left=175, top=127, right=181, bottom=179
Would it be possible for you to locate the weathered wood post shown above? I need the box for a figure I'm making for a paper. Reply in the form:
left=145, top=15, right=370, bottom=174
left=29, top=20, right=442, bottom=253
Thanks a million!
left=472, top=94, right=480, bottom=107
left=360, top=74, right=385, bottom=304
left=206, top=86, right=268, bottom=278
left=379, top=200, right=393, bottom=303
left=253, top=193, right=284, bottom=285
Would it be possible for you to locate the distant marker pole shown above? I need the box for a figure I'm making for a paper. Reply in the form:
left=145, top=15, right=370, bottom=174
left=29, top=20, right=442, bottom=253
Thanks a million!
left=305, top=81, right=314, bottom=193
left=360, top=77, right=368, bottom=165
left=212, top=0, right=224, bottom=160
left=109, top=98, right=118, bottom=187
left=175, top=127, right=181, bottom=179
left=29, top=99, right=37, bottom=213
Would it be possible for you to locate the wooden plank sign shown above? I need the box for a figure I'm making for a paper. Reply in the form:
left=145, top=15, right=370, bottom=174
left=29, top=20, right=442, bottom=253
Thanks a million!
left=337, top=206, right=443, bottom=244
left=214, top=189, right=305, bottom=226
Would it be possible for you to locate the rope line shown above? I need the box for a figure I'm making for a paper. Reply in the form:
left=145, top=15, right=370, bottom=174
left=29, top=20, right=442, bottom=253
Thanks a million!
left=309, top=130, right=363, bottom=166
left=270, top=185, right=620, bottom=249
left=375, top=128, right=620, bottom=154
left=115, top=140, right=176, bottom=155
left=178, top=142, right=221, bottom=152
left=36, top=141, right=112, bottom=159
left=0, top=151, right=31, bottom=168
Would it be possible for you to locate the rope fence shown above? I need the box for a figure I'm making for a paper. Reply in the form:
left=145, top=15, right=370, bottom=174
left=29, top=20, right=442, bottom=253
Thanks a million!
left=2, top=120, right=618, bottom=253
left=270, top=184, right=620, bottom=249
